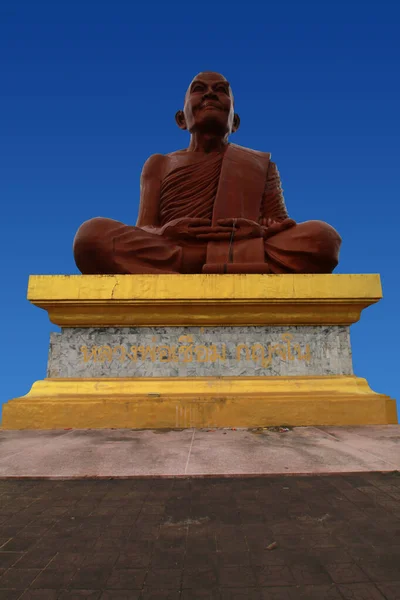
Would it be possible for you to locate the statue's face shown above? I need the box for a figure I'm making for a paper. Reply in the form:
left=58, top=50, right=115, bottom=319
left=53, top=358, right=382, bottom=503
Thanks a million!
left=177, top=72, right=239, bottom=135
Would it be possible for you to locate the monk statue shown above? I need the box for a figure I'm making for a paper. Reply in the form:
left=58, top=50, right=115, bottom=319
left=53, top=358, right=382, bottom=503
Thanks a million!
left=73, top=72, right=341, bottom=275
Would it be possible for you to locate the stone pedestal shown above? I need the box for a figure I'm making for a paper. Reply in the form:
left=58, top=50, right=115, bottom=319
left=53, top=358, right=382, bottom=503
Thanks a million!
left=2, top=274, right=397, bottom=429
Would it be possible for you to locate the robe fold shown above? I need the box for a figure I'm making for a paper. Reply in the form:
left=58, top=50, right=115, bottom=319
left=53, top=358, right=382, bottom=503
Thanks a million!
left=73, top=144, right=341, bottom=275
left=159, top=154, right=223, bottom=225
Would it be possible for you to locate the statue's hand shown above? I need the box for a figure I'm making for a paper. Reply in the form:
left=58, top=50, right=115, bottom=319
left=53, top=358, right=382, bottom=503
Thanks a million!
left=161, top=218, right=232, bottom=241
left=197, top=218, right=265, bottom=241
left=264, top=218, right=296, bottom=239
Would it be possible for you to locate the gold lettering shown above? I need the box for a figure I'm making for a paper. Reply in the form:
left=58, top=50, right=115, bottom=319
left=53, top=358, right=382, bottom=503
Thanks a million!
left=208, top=344, right=226, bottom=362
left=97, top=345, right=113, bottom=363
left=112, top=345, right=127, bottom=363
left=157, top=344, right=177, bottom=363
left=251, top=343, right=265, bottom=364
left=262, top=345, right=274, bottom=368
left=177, top=335, right=194, bottom=363
left=137, top=345, right=157, bottom=362
left=80, top=345, right=98, bottom=363
left=236, top=344, right=251, bottom=361
left=235, top=334, right=311, bottom=368
left=269, top=342, right=286, bottom=361
left=280, top=333, right=295, bottom=360
left=81, top=335, right=312, bottom=367
left=300, top=343, right=311, bottom=362
left=194, top=345, right=209, bottom=362
left=127, top=345, right=138, bottom=362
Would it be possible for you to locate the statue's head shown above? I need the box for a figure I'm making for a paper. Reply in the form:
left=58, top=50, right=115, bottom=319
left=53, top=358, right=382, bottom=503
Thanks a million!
left=175, top=72, right=240, bottom=137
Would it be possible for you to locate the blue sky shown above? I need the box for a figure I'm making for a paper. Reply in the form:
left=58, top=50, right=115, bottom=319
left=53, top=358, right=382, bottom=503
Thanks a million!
left=1, top=0, right=399, bottom=418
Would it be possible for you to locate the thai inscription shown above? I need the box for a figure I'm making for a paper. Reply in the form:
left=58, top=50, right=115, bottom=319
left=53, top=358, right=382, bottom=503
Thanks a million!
left=80, top=333, right=310, bottom=368
left=47, top=326, right=353, bottom=378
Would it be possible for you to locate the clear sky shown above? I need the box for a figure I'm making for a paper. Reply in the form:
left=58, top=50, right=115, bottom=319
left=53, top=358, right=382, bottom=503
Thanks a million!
left=1, top=0, right=399, bottom=418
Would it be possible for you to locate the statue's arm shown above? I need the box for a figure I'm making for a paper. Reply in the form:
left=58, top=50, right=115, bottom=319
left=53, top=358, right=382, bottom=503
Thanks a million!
left=136, top=154, right=165, bottom=228
left=259, top=161, right=291, bottom=225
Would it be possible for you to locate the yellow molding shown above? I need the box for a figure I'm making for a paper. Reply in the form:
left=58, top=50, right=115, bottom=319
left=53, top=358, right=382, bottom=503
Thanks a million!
left=2, top=376, right=397, bottom=429
left=27, top=274, right=382, bottom=327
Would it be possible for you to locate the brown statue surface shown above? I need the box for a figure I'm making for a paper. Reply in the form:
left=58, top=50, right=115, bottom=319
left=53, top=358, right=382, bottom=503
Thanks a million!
left=73, top=72, right=341, bottom=275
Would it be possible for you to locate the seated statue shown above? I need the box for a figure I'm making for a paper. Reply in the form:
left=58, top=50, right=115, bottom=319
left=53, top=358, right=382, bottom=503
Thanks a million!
left=73, top=72, right=341, bottom=275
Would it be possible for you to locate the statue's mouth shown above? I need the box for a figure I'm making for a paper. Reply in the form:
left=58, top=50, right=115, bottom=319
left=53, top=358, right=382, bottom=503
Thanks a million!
left=199, top=102, right=224, bottom=111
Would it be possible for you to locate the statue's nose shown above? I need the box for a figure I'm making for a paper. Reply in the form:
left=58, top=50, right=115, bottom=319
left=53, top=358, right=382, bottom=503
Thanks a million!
left=203, top=90, right=218, bottom=100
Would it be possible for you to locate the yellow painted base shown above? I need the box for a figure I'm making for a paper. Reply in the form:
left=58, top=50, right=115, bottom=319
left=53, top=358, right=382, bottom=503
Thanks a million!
left=27, top=273, right=383, bottom=326
left=2, top=376, right=397, bottom=430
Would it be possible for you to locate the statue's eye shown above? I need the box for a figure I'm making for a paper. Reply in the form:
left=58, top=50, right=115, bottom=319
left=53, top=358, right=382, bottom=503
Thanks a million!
left=192, top=85, right=204, bottom=92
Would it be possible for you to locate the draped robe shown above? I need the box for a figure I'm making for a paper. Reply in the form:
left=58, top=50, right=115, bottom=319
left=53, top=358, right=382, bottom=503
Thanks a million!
left=73, top=144, right=341, bottom=275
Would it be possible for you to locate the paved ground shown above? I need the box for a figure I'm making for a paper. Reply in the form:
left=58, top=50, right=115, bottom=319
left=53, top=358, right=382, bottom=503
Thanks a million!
left=0, top=473, right=400, bottom=598
left=0, top=426, right=399, bottom=477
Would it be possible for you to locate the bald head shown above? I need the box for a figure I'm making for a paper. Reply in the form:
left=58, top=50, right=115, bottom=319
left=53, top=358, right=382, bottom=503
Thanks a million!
left=192, top=71, right=228, bottom=82
left=185, top=72, right=233, bottom=101
left=176, top=71, right=239, bottom=137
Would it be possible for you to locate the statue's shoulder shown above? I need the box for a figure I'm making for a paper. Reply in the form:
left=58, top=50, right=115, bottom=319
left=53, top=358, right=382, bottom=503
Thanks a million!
left=165, top=149, right=187, bottom=158
left=141, top=153, right=168, bottom=179
left=229, top=143, right=271, bottom=161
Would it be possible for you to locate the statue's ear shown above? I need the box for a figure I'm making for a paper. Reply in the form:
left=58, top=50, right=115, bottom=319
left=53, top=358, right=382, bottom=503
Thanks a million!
left=175, top=110, right=187, bottom=130
left=232, top=113, right=240, bottom=133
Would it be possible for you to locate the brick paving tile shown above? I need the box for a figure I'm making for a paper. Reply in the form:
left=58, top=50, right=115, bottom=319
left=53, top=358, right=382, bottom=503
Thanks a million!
left=217, top=541, right=251, bottom=561
left=58, top=592, right=102, bottom=599
left=18, top=590, right=59, bottom=599
left=154, top=536, right=186, bottom=553
left=255, top=564, right=296, bottom=587
left=277, top=533, right=342, bottom=549
left=325, top=562, right=370, bottom=583
left=114, top=551, right=151, bottom=569
left=0, top=568, right=41, bottom=589
left=182, top=568, right=219, bottom=589
left=242, top=524, right=274, bottom=544
left=141, top=591, right=180, bottom=599
left=185, top=549, right=219, bottom=570
left=0, top=537, right=36, bottom=552
left=307, top=547, right=354, bottom=564
left=220, top=588, right=264, bottom=599
left=289, top=561, right=332, bottom=585
left=100, top=592, right=141, bottom=599
left=105, top=568, right=147, bottom=589
left=0, top=590, right=23, bottom=599
left=258, top=587, right=301, bottom=599
left=180, top=590, right=220, bottom=599
left=356, top=560, right=400, bottom=582
left=186, top=530, right=216, bottom=547
left=0, top=528, right=25, bottom=538
left=81, top=551, right=119, bottom=568
left=13, top=548, right=57, bottom=568
left=219, top=566, right=257, bottom=588
left=151, top=548, right=185, bottom=569
left=344, top=545, right=380, bottom=564
left=0, top=541, right=11, bottom=550
left=144, top=568, right=181, bottom=589
left=216, top=534, right=247, bottom=554
left=130, top=525, right=159, bottom=542
left=70, top=566, right=114, bottom=588
left=338, top=583, right=387, bottom=599
left=0, top=553, right=23, bottom=569
left=0, top=474, right=399, bottom=598
left=375, top=581, right=400, bottom=599
left=93, top=539, right=123, bottom=551
left=49, top=552, right=83, bottom=568
left=250, top=551, right=288, bottom=567
left=30, top=567, right=77, bottom=588
left=298, top=584, right=345, bottom=599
